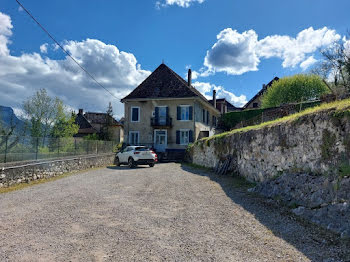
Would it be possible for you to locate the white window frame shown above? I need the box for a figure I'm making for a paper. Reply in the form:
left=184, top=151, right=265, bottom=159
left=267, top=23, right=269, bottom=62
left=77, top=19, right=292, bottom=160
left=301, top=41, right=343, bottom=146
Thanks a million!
left=131, top=106, right=140, bottom=123
left=129, top=131, right=140, bottom=145
left=179, top=129, right=190, bottom=145
left=179, top=105, right=190, bottom=121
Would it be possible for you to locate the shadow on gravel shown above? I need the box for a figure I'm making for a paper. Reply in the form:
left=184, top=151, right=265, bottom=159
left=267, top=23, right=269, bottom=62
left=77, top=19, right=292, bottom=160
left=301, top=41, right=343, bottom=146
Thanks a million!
left=106, top=165, right=148, bottom=170
left=107, top=162, right=170, bottom=171
left=180, top=163, right=350, bottom=262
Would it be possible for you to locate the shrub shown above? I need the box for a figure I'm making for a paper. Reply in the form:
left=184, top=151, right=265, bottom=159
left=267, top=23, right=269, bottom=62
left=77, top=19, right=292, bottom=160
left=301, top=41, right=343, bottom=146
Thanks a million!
left=261, top=74, right=330, bottom=108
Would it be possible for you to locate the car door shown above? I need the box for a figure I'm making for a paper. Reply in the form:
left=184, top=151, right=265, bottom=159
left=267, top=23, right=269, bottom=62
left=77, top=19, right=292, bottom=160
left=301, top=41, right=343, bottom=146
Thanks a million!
left=119, top=147, right=128, bottom=163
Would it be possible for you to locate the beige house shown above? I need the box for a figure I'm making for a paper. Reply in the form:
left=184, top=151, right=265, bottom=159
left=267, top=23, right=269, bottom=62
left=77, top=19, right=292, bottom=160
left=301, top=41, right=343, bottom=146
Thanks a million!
left=121, top=64, right=220, bottom=153
left=75, top=109, right=124, bottom=143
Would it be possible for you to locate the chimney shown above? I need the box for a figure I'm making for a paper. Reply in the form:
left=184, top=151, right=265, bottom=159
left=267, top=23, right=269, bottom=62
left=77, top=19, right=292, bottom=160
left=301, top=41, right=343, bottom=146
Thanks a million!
left=188, top=69, right=192, bottom=87
left=78, top=109, right=83, bottom=115
left=213, top=90, right=217, bottom=109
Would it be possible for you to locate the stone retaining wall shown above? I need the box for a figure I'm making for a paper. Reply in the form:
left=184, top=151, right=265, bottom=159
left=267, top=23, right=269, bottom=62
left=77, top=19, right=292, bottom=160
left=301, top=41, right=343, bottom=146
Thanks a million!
left=192, top=110, right=349, bottom=182
left=0, top=153, right=115, bottom=188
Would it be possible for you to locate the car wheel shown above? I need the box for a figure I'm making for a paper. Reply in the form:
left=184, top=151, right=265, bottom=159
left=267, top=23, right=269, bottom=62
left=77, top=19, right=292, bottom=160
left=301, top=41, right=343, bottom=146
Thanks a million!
left=128, top=157, right=135, bottom=168
left=149, top=163, right=155, bottom=167
left=115, top=157, right=121, bottom=166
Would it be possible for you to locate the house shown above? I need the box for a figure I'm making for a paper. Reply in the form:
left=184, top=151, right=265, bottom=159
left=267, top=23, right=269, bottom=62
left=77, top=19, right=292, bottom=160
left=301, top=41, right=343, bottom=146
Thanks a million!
left=209, top=93, right=242, bottom=113
left=74, top=109, right=97, bottom=138
left=74, top=109, right=124, bottom=143
left=121, top=63, right=221, bottom=154
left=244, top=77, right=279, bottom=109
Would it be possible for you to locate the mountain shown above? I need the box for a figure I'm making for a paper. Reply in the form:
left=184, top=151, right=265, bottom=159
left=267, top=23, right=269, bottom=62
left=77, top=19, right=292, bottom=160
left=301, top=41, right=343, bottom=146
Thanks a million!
left=0, top=106, right=26, bottom=133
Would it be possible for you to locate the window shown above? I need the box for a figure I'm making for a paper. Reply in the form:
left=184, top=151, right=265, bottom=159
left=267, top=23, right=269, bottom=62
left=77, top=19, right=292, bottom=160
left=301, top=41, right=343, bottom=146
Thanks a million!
left=253, top=103, right=258, bottom=108
left=206, top=111, right=210, bottom=125
left=129, top=131, right=139, bottom=145
left=176, top=130, right=193, bottom=145
left=177, top=105, right=192, bottom=121
left=180, top=106, right=190, bottom=120
left=180, top=130, right=190, bottom=145
left=202, top=109, right=205, bottom=123
left=131, top=107, right=140, bottom=122
left=155, top=106, right=168, bottom=125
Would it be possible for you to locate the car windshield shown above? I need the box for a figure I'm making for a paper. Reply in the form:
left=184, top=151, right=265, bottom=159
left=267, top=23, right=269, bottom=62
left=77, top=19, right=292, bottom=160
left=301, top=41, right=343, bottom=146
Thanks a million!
left=135, top=147, right=150, bottom=151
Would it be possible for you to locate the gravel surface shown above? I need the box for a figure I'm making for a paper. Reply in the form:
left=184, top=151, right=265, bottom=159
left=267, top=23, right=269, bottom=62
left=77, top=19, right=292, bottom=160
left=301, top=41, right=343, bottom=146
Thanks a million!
left=0, top=163, right=349, bottom=261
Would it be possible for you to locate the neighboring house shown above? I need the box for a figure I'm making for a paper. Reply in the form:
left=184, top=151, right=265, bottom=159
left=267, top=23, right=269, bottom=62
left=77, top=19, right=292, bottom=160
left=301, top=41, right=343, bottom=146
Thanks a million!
left=209, top=93, right=242, bottom=113
left=74, top=109, right=124, bottom=143
left=74, top=109, right=97, bottom=137
left=244, top=77, right=279, bottom=109
left=121, top=63, right=221, bottom=153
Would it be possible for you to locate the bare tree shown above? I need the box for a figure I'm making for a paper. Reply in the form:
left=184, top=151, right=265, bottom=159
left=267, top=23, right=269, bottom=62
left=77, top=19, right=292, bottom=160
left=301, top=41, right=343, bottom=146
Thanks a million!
left=313, top=37, right=350, bottom=98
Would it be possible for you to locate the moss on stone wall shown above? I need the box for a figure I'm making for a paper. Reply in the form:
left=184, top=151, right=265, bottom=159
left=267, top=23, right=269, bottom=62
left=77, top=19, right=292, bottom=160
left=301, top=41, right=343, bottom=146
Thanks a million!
left=321, top=129, right=337, bottom=161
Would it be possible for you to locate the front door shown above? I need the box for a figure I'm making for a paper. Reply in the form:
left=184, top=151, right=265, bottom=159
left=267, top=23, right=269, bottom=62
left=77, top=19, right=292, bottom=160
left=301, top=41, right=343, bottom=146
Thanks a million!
left=154, top=130, right=167, bottom=152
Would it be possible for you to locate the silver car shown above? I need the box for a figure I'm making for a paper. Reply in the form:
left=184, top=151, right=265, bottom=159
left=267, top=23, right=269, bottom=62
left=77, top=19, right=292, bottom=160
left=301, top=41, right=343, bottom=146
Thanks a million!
left=115, top=146, right=158, bottom=168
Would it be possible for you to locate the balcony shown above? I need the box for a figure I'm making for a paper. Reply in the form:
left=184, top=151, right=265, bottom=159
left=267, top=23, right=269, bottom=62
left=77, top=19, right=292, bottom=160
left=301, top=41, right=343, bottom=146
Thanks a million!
left=151, top=116, right=172, bottom=128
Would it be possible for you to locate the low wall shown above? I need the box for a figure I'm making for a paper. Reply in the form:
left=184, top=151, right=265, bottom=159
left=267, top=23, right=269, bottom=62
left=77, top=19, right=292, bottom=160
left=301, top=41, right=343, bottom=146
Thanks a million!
left=0, top=153, right=115, bottom=188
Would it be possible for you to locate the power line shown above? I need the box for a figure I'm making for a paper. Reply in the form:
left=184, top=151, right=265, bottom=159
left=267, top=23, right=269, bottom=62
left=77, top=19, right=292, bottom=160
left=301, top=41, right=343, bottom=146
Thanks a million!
left=15, top=0, right=118, bottom=99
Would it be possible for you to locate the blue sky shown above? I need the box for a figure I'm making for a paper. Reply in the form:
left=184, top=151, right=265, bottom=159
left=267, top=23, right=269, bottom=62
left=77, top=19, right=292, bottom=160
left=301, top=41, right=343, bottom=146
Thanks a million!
left=0, top=0, right=349, bottom=118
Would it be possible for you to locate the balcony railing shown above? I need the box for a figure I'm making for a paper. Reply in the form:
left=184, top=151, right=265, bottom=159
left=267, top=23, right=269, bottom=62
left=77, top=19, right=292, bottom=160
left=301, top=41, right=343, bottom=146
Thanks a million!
left=151, top=117, right=172, bottom=127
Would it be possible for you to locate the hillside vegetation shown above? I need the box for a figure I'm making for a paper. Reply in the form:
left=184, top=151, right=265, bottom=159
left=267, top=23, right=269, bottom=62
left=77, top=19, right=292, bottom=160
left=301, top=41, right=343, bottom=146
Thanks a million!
left=197, top=98, right=350, bottom=145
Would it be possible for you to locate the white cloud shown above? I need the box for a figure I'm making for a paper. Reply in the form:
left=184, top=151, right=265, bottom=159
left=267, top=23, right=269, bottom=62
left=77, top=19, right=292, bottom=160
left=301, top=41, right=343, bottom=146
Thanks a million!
left=40, top=43, right=48, bottom=54
left=0, top=12, right=12, bottom=56
left=300, top=56, right=317, bottom=71
left=344, top=37, right=350, bottom=56
left=193, top=81, right=247, bottom=107
left=156, top=0, right=205, bottom=8
left=203, top=27, right=341, bottom=76
left=204, top=29, right=259, bottom=75
left=0, top=12, right=150, bottom=119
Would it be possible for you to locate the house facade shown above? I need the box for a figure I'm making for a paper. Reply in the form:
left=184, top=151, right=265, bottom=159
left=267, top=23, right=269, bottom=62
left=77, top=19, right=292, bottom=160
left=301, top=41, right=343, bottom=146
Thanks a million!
left=121, top=64, right=220, bottom=152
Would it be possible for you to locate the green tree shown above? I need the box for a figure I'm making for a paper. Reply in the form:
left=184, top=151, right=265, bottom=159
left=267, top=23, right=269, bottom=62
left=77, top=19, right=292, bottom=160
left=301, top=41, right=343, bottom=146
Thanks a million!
left=101, top=102, right=114, bottom=141
left=50, top=105, right=79, bottom=138
left=261, top=74, right=330, bottom=108
left=22, top=89, right=61, bottom=139
left=83, top=133, right=100, bottom=141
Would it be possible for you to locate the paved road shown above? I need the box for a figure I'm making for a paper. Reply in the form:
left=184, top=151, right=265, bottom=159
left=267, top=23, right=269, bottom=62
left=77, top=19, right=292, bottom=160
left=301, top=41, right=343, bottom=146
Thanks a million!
left=0, top=163, right=349, bottom=261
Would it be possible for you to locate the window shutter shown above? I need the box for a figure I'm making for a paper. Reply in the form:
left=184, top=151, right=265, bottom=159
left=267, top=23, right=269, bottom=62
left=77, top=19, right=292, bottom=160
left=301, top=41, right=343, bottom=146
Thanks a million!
left=155, top=107, right=159, bottom=124
left=176, top=131, right=180, bottom=144
left=166, top=107, right=169, bottom=124
left=189, top=106, right=193, bottom=120
left=189, top=130, right=194, bottom=143
left=207, top=111, right=209, bottom=125
left=177, top=106, right=181, bottom=120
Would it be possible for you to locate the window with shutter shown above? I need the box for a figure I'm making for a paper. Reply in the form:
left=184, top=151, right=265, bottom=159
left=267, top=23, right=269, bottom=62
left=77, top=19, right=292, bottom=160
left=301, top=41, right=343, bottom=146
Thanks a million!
left=131, top=107, right=140, bottom=122
left=178, top=105, right=190, bottom=121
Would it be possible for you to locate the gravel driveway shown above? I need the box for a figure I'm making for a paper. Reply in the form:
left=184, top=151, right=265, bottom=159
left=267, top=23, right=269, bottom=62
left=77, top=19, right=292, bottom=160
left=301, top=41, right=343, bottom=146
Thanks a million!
left=0, top=163, right=349, bottom=261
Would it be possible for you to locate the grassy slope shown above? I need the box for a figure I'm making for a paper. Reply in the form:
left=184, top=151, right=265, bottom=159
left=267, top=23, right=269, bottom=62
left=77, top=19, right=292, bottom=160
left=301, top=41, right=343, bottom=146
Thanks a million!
left=196, top=98, right=350, bottom=145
